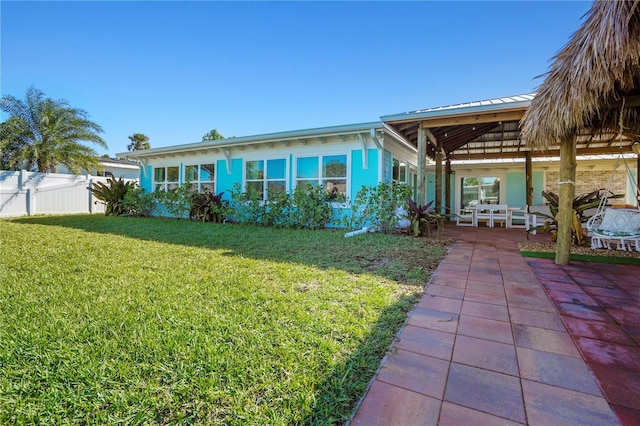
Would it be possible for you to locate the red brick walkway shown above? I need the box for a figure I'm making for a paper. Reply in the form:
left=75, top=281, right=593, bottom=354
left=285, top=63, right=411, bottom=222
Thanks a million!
left=527, top=257, right=640, bottom=424
left=350, top=226, right=638, bottom=425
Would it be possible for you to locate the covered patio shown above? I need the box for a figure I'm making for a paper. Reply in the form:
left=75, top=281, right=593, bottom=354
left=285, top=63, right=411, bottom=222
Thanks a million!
left=380, top=94, right=640, bottom=216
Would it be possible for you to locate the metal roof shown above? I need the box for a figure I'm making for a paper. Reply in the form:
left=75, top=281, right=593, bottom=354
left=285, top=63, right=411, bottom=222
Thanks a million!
left=381, top=93, right=536, bottom=123
left=381, top=93, right=636, bottom=160
left=117, top=121, right=392, bottom=160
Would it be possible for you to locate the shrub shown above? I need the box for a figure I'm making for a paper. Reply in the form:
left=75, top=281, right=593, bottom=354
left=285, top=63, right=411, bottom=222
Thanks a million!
left=291, top=184, right=335, bottom=230
left=340, top=182, right=412, bottom=232
left=530, top=189, right=624, bottom=245
left=89, top=177, right=136, bottom=216
left=154, top=184, right=192, bottom=219
left=229, top=183, right=335, bottom=229
left=189, top=191, right=230, bottom=223
left=122, top=186, right=156, bottom=217
left=406, top=198, right=444, bottom=237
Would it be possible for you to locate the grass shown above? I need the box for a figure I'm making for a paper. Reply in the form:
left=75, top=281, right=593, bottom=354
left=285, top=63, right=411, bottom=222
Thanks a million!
left=0, top=215, right=448, bottom=425
left=520, top=251, right=640, bottom=265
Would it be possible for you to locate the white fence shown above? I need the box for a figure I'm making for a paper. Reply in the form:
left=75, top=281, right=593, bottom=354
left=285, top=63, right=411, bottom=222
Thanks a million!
left=0, top=170, right=138, bottom=217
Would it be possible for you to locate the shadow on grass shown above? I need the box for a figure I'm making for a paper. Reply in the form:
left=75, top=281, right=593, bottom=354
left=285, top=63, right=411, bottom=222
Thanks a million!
left=303, top=294, right=417, bottom=424
left=10, top=214, right=448, bottom=286
left=7, top=214, right=444, bottom=423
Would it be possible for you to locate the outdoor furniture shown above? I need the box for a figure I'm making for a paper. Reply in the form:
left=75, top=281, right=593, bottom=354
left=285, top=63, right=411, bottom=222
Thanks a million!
left=473, top=204, right=493, bottom=227
left=508, top=207, right=526, bottom=228
left=456, top=208, right=475, bottom=227
left=524, top=205, right=552, bottom=234
left=587, top=208, right=640, bottom=251
left=491, top=204, right=509, bottom=227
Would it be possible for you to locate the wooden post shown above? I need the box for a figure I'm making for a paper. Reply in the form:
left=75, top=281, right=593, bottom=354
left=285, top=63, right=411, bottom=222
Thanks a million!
left=636, top=155, right=640, bottom=203
left=525, top=151, right=533, bottom=208
left=445, top=159, right=452, bottom=220
left=417, top=125, right=427, bottom=205
left=556, top=134, right=577, bottom=265
left=435, top=147, right=443, bottom=213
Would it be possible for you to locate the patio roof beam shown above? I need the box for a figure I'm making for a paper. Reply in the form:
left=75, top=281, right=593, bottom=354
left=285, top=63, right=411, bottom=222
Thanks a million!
left=400, top=109, right=526, bottom=128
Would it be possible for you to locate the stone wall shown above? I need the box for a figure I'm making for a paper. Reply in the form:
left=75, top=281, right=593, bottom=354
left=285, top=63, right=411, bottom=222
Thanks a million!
left=544, top=169, right=627, bottom=197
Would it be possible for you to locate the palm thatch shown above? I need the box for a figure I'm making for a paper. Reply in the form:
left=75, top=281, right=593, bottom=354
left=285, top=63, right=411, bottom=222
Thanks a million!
left=521, top=0, right=640, bottom=147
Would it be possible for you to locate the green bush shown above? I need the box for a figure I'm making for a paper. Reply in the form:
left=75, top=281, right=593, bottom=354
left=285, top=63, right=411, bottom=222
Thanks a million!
left=291, top=184, right=335, bottom=230
left=229, top=183, right=335, bottom=229
left=340, top=182, right=412, bottom=232
left=530, top=189, right=624, bottom=245
left=122, top=185, right=156, bottom=217
left=88, top=177, right=137, bottom=216
left=154, top=184, right=192, bottom=219
left=189, top=191, right=230, bottom=223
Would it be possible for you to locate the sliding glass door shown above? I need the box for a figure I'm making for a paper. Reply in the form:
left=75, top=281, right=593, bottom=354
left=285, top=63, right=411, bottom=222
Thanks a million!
left=460, top=176, right=501, bottom=210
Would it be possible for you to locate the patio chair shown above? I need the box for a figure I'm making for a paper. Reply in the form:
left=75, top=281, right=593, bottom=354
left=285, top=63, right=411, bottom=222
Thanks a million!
left=456, top=208, right=475, bottom=227
left=491, top=204, right=509, bottom=228
left=474, top=204, right=493, bottom=227
left=508, top=207, right=527, bottom=228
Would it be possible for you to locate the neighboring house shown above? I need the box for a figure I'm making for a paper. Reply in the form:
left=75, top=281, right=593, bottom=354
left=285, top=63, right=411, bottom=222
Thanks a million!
left=57, top=158, right=140, bottom=180
left=118, top=94, right=639, bottom=221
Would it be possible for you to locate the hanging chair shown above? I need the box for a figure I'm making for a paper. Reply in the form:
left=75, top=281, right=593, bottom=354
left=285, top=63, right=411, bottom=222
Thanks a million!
left=586, top=150, right=640, bottom=251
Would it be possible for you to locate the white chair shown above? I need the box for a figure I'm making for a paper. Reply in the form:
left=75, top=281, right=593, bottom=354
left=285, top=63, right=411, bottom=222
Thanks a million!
left=508, top=207, right=527, bottom=228
left=491, top=204, right=509, bottom=228
left=474, top=204, right=493, bottom=227
left=456, top=208, right=475, bottom=227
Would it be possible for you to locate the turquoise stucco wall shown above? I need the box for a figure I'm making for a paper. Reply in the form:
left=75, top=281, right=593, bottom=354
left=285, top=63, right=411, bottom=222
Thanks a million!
left=504, top=171, right=544, bottom=207
left=141, top=165, right=153, bottom=192
left=505, top=172, right=526, bottom=208
left=351, top=149, right=379, bottom=195
left=217, top=158, right=242, bottom=201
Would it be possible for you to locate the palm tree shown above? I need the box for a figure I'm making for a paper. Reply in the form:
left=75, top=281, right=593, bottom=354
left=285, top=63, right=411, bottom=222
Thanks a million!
left=0, top=86, right=107, bottom=173
left=127, top=133, right=150, bottom=151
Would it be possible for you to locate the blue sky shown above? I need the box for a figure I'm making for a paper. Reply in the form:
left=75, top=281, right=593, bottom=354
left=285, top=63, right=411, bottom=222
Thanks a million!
left=2, top=1, right=592, bottom=156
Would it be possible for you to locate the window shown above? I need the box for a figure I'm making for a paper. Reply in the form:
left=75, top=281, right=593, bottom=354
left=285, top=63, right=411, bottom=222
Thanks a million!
left=185, top=163, right=215, bottom=193
left=245, top=158, right=286, bottom=200
left=460, top=176, right=501, bottom=209
left=154, top=166, right=179, bottom=191
left=392, top=159, right=408, bottom=183
left=296, top=154, right=347, bottom=199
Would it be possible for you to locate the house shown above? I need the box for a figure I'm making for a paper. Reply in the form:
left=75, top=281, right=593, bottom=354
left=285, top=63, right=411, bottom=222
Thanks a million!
left=117, top=121, right=420, bottom=205
left=57, top=157, right=140, bottom=180
left=118, top=94, right=639, bottom=222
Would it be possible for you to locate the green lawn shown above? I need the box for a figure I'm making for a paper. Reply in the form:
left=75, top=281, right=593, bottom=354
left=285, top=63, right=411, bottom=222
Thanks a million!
left=0, top=215, right=448, bottom=425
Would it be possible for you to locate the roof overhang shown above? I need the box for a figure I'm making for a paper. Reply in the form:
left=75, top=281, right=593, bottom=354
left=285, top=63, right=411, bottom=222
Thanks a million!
left=381, top=93, right=638, bottom=161
left=116, top=121, right=403, bottom=160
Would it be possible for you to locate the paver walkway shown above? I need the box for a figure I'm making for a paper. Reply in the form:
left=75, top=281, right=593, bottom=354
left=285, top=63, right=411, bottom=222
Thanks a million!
left=527, top=257, right=640, bottom=424
left=350, top=226, right=638, bottom=425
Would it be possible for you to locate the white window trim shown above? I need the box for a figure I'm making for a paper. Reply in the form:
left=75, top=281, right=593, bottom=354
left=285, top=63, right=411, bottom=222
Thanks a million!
left=293, top=152, right=351, bottom=207
left=242, top=157, right=289, bottom=201
left=456, top=172, right=506, bottom=210
left=184, top=163, right=216, bottom=194
left=153, top=165, right=180, bottom=192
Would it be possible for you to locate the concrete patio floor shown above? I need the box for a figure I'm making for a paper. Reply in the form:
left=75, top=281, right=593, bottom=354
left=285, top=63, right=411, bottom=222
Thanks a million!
left=350, top=226, right=640, bottom=426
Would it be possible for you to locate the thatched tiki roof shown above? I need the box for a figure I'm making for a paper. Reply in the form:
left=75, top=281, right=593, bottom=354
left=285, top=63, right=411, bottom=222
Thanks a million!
left=521, top=0, right=640, bottom=146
